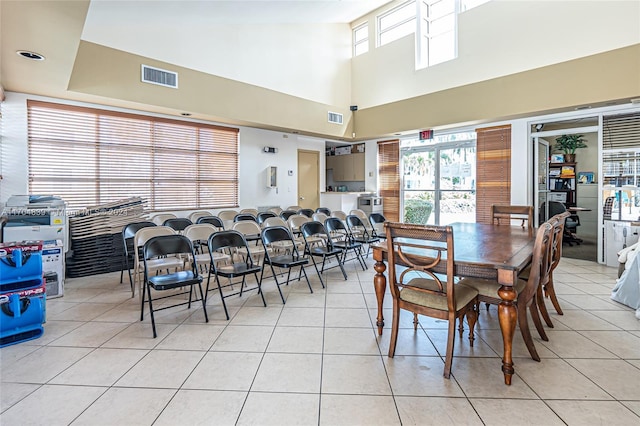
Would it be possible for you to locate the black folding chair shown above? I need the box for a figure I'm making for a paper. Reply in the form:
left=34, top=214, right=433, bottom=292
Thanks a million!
left=206, top=230, right=265, bottom=320
left=298, top=208, right=314, bottom=218
left=121, top=221, right=156, bottom=294
left=163, top=218, right=193, bottom=232
left=300, top=221, right=345, bottom=286
left=260, top=226, right=312, bottom=303
left=280, top=210, right=298, bottom=221
left=315, top=207, right=331, bottom=216
left=368, top=212, right=387, bottom=240
left=233, top=213, right=257, bottom=223
left=257, top=211, right=277, bottom=225
left=324, top=217, right=367, bottom=271
left=141, top=235, right=207, bottom=338
left=346, top=214, right=380, bottom=257
left=197, top=215, right=225, bottom=229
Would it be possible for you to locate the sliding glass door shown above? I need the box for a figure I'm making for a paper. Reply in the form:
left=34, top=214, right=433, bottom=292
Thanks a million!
left=401, top=135, right=476, bottom=225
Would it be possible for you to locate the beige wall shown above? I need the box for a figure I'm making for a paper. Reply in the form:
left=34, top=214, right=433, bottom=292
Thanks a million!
left=352, top=0, right=640, bottom=109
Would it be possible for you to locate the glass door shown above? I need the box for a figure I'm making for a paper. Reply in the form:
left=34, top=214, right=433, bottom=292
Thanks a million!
left=402, top=139, right=476, bottom=225
left=534, top=137, right=550, bottom=226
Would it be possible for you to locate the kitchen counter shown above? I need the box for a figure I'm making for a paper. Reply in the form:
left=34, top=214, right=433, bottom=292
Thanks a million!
left=320, top=192, right=373, bottom=213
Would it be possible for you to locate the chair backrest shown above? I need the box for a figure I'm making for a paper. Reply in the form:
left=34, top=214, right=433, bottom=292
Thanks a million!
left=491, top=204, right=533, bottom=231
left=549, top=211, right=570, bottom=271
left=144, top=234, right=195, bottom=265
left=603, top=196, right=615, bottom=221
left=369, top=213, right=387, bottom=236
left=196, top=215, right=225, bottom=229
left=346, top=214, right=374, bottom=239
left=300, top=221, right=332, bottom=249
left=312, top=212, right=329, bottom=222
left=519, top=221, right=554, bottom=306
left=331, top=210, right=347, bottom=221
left=262, top=216, right=288, bottom=229
left=268, top=207, right=283, bottom=216
left=548, top=201, right=567, bottom=216
left=208, top=230, right=254, bottom=266
left=384, top=223, right=456, bottom=309
left=163, top=218, right=193, bottom=232
left=261, top=226, right=299, bottom=255
left=134, top=226, right=177, bottom=261
left=232, top=220, right=262, bottom=236
left=287, top=205, right=303, bottom=211
left=217, top=210, right=238, bottom=221
left=188, top=211, right=212, bottom=223
left=234, top=213, right=257, bottom=223
left=316, top=207, right=331, bottom=216
left=123, top=221, right=156, bottom=241
left=287, top=215, right=310, bottom=233
left=240, top=208, right=259, bottom=216
left=122, top=221, right=157, bottom=257
left=324, top=217, right=351, bottom=242
left=183, top=224, right=217, bottom=244
left=257, top=211, right=277, bottom=224
left=151, top=213, right=177, bottom=225
left=298, top=208, right=314, bottom=218
left=280, top=210, right=298, bottom=221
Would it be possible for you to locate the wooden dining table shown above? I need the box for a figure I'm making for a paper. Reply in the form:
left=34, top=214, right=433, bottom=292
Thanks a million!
left=371, top=222, right=536, bottom=385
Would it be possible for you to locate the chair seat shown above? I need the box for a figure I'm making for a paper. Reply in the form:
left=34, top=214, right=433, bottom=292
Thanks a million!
left=458, top=277, right=526, bottom=299
left=194, top=251, right=231, bottom=265
left=266, top=254, right=309, bottom=268
left=215, top=262, right=262, bottom=278
left=400, top=278, right=478, bottom=311
left=308, top=246, right=343, bottom=257
left=148, top=270, right=202, bottom=291
left=332, top=240, right=363, bottom=250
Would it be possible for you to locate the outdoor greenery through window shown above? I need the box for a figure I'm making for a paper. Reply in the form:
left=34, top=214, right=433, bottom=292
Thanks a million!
left=353, top=22, right=369, bottom=56
left=401, top=132, right=476, bottom=225
left=27, top=100, right=239, bottom=212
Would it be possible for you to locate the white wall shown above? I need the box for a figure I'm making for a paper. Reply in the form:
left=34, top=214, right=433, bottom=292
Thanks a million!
left=352, top=0, right=640, bottom=108
left=0, top=92, right=327, bottom=214
left=82, top=2, right=352, bottom=107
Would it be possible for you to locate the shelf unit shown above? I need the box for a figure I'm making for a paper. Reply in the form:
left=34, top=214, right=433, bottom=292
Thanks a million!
left=548, top=162, right=577, bottom=207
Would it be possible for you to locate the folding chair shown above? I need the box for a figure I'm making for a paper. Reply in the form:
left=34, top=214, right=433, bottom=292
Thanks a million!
left=141, top=234, right=208, bottom=338
left=260, top=226, right=312, bottom=303
left=206, top=230, right=266, bottom=320
left=324, top=217, right=367, bottom=271
left=300, top=221, right=345, bottom=286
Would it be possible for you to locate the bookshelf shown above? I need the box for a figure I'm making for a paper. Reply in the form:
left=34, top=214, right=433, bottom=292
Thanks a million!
left=549, top=162, right=576, bottom=207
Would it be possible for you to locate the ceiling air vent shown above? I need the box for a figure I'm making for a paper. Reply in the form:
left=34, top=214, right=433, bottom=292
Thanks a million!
left=141, top=65, right=178, bottom=88
left=328, top=111, right=343, bottom=125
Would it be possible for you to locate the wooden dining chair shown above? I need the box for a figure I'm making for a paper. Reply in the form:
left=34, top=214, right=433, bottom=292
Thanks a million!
left=491, top=204, right=534, bottom=231
left=385, top=222, right=479, bottom=379
left=460, top=221, right=554, bottom=362
left=536, top=211, right=570, bottom=327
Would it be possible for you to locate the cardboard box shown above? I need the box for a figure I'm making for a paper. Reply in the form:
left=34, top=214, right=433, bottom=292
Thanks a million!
left=335, top=146, right=351, bottom=156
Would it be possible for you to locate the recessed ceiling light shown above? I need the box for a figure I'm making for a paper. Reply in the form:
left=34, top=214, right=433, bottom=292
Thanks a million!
left=16, top=50, right=45, bottom=61
left=180, top=112, right=191, bottom=116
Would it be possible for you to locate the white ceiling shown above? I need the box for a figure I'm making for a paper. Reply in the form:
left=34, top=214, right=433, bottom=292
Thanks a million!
left=84, top=0, right=393, bottom=25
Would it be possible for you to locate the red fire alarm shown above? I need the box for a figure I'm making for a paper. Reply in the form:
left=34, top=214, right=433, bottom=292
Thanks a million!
left=419, top=130, right=433, bottom=140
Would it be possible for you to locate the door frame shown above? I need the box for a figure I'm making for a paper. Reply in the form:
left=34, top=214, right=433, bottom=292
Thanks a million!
left=297, top=149, right=320, bottom=210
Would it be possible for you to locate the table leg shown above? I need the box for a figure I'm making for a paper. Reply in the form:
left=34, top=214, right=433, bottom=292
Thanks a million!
left=497, top=270, right=517, bottom=385
left=373, top=259, right=387, bottom=335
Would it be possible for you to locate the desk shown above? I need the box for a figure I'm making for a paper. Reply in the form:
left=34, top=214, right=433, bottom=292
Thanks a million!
left=372, top=222, right=535, bottom=385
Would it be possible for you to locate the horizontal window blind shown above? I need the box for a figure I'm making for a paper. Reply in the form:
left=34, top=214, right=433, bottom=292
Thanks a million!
left=475, top=125, right=511, bottom=225
left=27, top=100, right=239, bottom=211
left=603, top=112, right=640, bottom=150
left=378, top=139, right=400, bottom=222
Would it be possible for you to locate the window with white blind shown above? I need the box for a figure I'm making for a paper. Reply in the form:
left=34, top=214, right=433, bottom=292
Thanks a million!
left=27, top=100, right=239, bottom=212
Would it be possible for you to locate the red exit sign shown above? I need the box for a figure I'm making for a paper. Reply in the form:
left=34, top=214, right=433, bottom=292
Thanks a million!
left=419, top=130, right=433, bottom=140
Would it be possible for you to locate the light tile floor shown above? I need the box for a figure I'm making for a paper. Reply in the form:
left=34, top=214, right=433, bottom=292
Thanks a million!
left=2, top=256, right=640, bottom=425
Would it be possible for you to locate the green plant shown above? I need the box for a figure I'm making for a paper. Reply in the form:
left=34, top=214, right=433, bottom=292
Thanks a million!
left=404, top=198, right=433, bottom=224
left=554, top=134, right=587, bottom=154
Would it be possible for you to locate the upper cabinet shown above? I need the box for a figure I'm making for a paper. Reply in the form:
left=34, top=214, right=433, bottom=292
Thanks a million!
left=326, top=152, right=365, bottom=181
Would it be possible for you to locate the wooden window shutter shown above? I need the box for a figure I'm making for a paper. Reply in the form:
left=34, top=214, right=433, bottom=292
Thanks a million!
left=475, top=125, right=511, bottom=224
left=377, top=139, right=400, bottom=222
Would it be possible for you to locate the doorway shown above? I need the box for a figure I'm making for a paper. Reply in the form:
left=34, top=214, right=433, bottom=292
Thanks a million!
left=530, top=118, right=599, bottom=261
left=298, top=150, right=319, bottom=209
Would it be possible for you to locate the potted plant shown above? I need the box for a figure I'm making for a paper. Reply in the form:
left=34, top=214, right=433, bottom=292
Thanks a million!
left=554, top=134, right=587, bottom=163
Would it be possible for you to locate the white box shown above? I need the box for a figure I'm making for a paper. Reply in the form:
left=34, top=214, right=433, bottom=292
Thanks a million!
left=548, top=192, right=567, bottom=203
left=42, top=240, right=64, bottom=298
left=335, top=146, right=351, bottom=156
